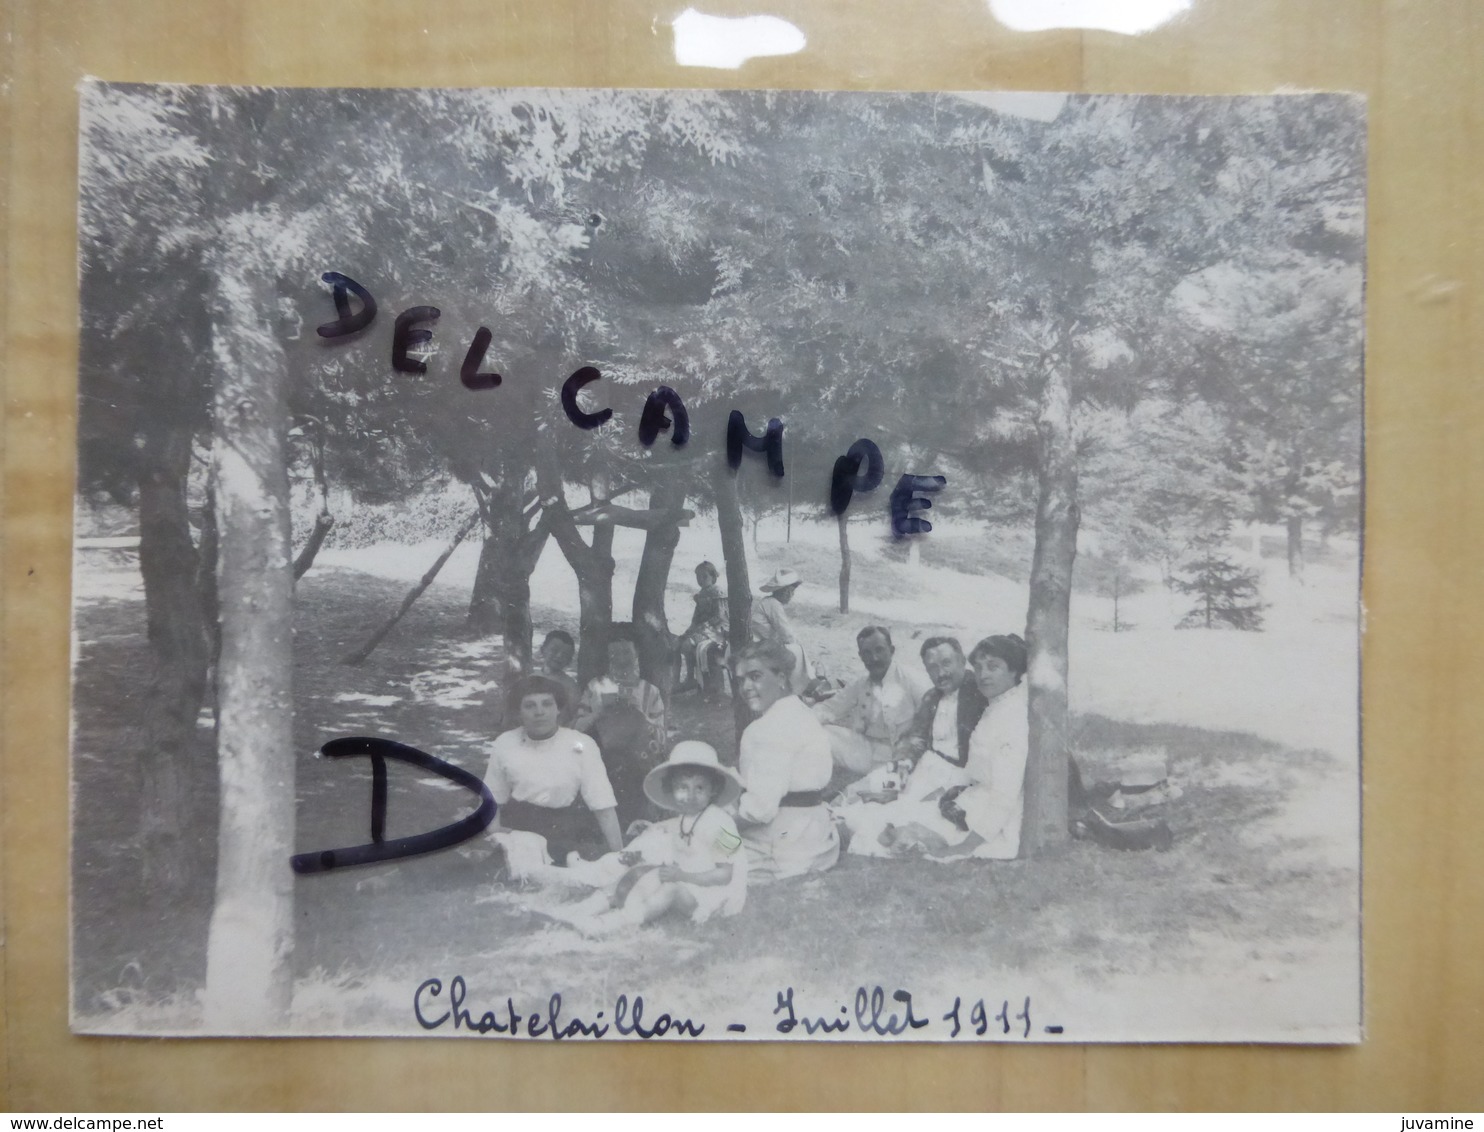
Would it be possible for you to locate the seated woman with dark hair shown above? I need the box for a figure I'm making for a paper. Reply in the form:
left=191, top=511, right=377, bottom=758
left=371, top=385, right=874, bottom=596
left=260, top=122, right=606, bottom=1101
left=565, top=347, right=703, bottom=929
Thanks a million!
left=925, top=633, right=1030, bottom=860
left=485, top=674, right=624, bottom=862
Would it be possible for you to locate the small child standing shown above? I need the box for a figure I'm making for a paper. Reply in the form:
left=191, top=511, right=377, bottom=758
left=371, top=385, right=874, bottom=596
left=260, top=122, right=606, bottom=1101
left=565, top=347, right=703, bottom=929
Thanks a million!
left=563, top=741, right=748, bottom=932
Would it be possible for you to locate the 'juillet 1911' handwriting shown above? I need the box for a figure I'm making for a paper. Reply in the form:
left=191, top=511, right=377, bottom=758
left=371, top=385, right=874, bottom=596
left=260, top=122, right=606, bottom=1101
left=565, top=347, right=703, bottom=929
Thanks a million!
left=411, top=976, right=1063, bottom=1039
left=317, top=271, right=948, bottom=537
left=774, top=987, right=1059, bottom=1038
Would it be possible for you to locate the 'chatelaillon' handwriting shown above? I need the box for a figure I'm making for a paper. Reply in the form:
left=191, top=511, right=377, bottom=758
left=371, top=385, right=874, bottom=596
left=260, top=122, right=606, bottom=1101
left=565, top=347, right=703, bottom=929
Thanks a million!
left=414, top=976, right=703, bottom=1039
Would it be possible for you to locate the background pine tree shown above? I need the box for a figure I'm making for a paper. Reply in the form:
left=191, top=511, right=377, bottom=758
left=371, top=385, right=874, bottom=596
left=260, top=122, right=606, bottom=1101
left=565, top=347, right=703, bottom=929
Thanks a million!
left=1174, top=533, right=1266, bottom=630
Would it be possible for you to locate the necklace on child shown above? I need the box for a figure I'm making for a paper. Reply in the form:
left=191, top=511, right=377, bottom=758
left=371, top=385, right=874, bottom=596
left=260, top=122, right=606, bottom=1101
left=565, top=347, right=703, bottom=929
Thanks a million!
left=678, top=804, right=711, bottom=845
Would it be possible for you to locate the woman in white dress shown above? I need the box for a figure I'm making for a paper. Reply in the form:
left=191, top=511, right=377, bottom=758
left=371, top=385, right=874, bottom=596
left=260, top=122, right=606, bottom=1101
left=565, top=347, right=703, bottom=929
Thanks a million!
left=729, top=642, right=840, bottom=879
left=929, top=634, right=1030, bottom=860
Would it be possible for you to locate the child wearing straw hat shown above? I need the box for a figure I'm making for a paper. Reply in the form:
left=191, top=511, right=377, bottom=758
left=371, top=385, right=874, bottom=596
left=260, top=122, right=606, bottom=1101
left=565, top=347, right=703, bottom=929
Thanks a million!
left=559, top=741, right=749, bottom=932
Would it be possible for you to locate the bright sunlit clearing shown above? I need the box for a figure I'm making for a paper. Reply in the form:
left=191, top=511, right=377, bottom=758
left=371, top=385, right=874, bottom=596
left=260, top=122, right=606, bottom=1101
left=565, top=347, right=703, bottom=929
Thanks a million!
left=671, top=8, right=807, bottom=69
left=988, top=0, right=1191, bottom=34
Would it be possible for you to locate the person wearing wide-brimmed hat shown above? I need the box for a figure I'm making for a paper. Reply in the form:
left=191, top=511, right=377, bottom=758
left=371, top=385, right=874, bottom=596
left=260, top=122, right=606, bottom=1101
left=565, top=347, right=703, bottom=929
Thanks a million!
left=748, top=567, right=811, bottom=693
left=485, top=673, right=624, bottom=861
left=560, top=742, right=749, bottom=932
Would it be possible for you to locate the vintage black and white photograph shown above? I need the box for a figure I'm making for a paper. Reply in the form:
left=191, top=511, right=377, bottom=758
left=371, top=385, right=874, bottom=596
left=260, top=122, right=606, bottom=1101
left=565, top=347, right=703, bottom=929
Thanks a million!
left=72, top=83, right=1364, bottom=1040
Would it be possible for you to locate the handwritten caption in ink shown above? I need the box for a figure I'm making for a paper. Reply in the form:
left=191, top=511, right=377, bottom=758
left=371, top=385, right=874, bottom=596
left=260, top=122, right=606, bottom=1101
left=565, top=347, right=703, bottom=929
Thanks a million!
left=412, top=976, right=1063, bottom=1039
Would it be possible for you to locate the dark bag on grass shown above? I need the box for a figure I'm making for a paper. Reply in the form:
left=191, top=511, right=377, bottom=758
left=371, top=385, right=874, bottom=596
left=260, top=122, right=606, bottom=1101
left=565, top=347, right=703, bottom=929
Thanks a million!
left=1076, top=803, right=1174, bottom=852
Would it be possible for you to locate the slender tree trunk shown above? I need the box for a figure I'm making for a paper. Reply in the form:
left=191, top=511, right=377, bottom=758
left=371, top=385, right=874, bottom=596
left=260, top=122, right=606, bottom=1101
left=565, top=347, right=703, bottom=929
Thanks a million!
left=538, top=456, right=615, bottom=685
left=714, top=464, right=754, bottom=749
left=576, top=508, right=616, bottom=685
left=1023, top=356, right=1079, bottom=857
left=494, top=506, right=549, bottom=676
left=467, top=474, right=525, bottom=638
left=1286, top=514, right=1305, bottom=581
left=1111, top=567, right=1121, bottom=632
left=135, top=422, right=210, bottom=897
left=291, top=514, right=333, bottom=580
left=292, top=428, right=333, bottom=580
left=1244, top=520, right=1263, bottom=565
left=837, top=510, right=851, bottom=614
left=714, top=464, right=752, bottom=651
left=341, top=510, right=481, bottom=666
left=202, top=261, right=296, bottom=1031
left=632, top=481, right=685, bottom=693
left=571, top=563, right=614, bottom=685
left=197, top=465, right=222, bottom=672
left=496, top=560, right=536, bottom=674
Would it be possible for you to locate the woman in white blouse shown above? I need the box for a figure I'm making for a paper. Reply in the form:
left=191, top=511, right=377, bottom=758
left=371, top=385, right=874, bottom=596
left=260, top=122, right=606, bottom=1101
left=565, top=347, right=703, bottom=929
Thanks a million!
left=729, top=643, right=840, bottom=880
left=931, top=634, right=1030, bottom=860
left=485, top=674, right=624, bottom=860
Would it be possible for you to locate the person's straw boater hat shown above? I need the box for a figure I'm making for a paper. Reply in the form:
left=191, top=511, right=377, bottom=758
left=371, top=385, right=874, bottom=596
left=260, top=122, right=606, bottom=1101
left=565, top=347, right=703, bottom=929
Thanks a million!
left=759, top=568, right=802, bottom=594
left=642, top=741, right=745, bottom=812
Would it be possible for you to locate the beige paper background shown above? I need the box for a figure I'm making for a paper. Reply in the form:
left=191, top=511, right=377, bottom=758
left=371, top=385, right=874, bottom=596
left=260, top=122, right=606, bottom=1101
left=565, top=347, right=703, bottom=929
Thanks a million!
left=3, top=0, right=1480, bottom=1111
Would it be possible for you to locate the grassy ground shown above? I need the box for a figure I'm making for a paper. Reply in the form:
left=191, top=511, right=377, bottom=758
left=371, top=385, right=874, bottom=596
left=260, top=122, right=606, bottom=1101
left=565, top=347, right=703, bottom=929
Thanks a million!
left=71, top=551, right=1359, bottom=1038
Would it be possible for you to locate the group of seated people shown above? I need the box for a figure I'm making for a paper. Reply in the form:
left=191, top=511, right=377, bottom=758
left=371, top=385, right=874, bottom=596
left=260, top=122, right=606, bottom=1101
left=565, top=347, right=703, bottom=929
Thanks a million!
left=483, top=589, right=1031, bottom=935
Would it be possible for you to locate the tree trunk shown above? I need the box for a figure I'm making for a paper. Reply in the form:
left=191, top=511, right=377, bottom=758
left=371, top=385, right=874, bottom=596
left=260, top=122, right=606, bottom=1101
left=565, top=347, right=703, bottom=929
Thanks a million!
left=292, top=426, right=333, bottom=580
left=576, top=508, right=616, bottom=685
left=463, top=468, right=504, bottom=637
left=291, top=513, right=333, bottom=580
left=496, top=558, right=536, bottom=675
left=202, top=262, right=296, bottom=1032
left=538, top=457, right=616, bottom=685
left=135, top=422, right=210, bottom=897
left=466, top=474, right=515, bottom=638
left=1286, top=514, right=1305, bottom=581
left=837, top=510, right=851, bottom=614
left=1244, top=520, right=1263, bottom=565
left=1284, top=444, right=1306, bottom=581
left=632, top=481, right=685, bottom=694
left=197, top=466, right=221, bottom=670
left=714, top=464, right=754, bottom=749
left=1023, top=356, right=1079, bottom=858
left=714, top=463, right=752, bottom=651
left=466, top=532, right=505, bottom=636
left=341, top=510, right=481, bottom=666
left=493, top=495, right=549, bottom=675
left=466, top=467, right=548, bottom=652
